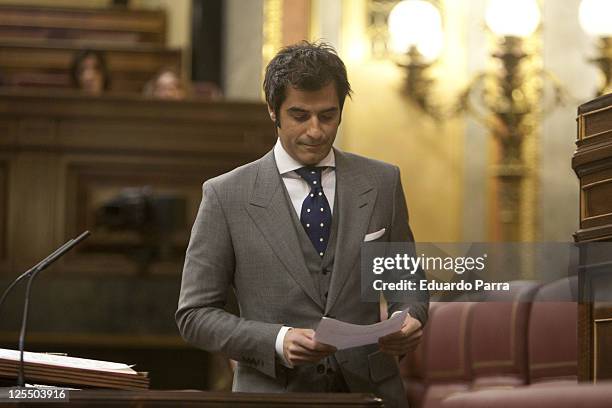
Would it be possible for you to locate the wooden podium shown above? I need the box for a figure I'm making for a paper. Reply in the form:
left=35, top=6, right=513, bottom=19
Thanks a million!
left=574, top=92, right=612, bottom=381
left=1, top=390, right=383, bottom=407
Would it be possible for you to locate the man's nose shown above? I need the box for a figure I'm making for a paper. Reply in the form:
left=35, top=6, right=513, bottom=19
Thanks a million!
left=306, top=117, right=324, bottom=139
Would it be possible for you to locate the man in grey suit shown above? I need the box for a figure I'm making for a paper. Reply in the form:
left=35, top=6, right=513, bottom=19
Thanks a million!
left=176, top=42, right=428, bottom=408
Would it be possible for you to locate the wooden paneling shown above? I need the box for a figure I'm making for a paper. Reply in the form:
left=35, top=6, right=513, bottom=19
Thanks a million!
left=0, top=160, right=6, bottom=261
left=594, top=316, right=612, bottom=381
left=0, top=120, right=14, bottom=273
left=63, top=157, right=231, bottom=276
left=583, top=107, right=612, bottom=141
left=0, top=41, right=181, bottom=92
left=0, top=4, right=166, bottom=45
left=0, top=90, right=276, bottom=389
left=574, top=92, right=612, bottom=381
left=578, top=302, right=592, bottom=380
left=9, top=152, right=60, bottom=270
left=584, top=180, right=612, bottom=218
left=582, top=176, right=612, bottom=228
left=0, top=89, right=275, bottom=275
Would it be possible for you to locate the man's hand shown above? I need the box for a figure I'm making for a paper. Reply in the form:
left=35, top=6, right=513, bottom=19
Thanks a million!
left=283, top=328, right=337, bottom=366
left=378, top=315, right=422, bottom=356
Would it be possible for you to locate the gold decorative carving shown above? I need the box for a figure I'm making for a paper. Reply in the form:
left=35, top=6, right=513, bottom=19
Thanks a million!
left=262, top=0, right=284, bottom=90
left=366, top=0, right=397, bottom=59
left=590, top=37, right=612, bottom=96
left=466, top=33, right=543, bottom=244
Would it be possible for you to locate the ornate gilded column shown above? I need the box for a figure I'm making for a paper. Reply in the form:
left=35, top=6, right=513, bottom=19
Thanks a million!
left=487, top=35, right=541, bottom=242
left=262, top=0, right=283, bottom=87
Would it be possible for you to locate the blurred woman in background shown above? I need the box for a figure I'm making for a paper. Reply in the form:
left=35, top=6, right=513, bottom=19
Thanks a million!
left=143, top=67, right=186, bottom=100
left=70, top=49, right=110, bottom=95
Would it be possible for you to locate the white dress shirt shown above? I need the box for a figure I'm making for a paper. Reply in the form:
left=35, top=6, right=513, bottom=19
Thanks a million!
left=274, top=138, right=336, bottom=215
left=273, top=138, right=336, bottom=367
left=271, top=139, right=407, bottom=367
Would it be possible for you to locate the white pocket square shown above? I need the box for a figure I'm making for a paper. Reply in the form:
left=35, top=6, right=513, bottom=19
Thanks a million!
left=364, top=228, right=386, bottom=242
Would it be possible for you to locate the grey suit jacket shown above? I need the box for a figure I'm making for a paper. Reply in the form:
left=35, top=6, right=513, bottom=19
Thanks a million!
left=176, top=148, right=428, bottom=408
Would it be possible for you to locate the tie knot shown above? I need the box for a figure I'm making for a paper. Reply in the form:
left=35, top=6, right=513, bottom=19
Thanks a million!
left=295, top=167, right=324, bottom=187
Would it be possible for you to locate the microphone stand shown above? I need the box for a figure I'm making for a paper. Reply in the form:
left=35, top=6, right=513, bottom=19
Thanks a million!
left=0, top=231, right=91, bottom=387
left=0, top=240, right=74, bottom=315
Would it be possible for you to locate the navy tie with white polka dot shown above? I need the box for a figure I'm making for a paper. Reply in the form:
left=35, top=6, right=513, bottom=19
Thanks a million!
left=295, top=166, right=332, bottom=257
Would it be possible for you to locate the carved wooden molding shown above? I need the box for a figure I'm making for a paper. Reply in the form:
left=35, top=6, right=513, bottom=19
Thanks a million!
left=0, top=159, right=6, bottom=261
left=594, top=317, right=612, bottom=382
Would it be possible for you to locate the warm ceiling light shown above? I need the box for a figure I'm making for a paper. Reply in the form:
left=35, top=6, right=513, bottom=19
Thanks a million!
left=579, top=0, right=612, bottom=37
left=485, top=0, right=541, bottom=37
left=388, top=0, right=444, bottom=62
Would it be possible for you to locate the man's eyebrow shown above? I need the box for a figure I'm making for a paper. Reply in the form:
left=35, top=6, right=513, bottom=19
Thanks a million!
left=286, top=107, right=339, bottom=114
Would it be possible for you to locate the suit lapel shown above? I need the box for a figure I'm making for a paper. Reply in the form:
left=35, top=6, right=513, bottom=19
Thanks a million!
left=246, top=151, right=325, bottom=310
left=326, top=149, right=377, bottom=313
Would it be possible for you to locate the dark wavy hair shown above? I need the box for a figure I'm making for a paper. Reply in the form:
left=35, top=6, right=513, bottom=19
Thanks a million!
left=70, top=49, right=111, bottom=90
left=263, top=41, right=352, bottom=127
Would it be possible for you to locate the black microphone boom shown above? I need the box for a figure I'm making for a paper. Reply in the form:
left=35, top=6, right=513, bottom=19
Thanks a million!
left=0, top=239, right=74, bottom=315
left=0, top=231, right=91, bottom=387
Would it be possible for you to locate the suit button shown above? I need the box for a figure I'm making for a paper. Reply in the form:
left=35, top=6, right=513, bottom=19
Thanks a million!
left=317, top=364, right=325, bottom=374
left=322, top=268, right=330, bottom=275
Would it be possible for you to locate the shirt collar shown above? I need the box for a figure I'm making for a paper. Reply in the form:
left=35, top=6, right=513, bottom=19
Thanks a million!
left=273, top=138, right=336, bottom=175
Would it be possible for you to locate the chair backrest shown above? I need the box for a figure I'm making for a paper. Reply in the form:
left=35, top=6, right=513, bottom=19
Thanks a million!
left=468, top=281, right=541, bottom=389
left=528, top=277, right=577, bottom=383
left=400, top=302, right=474, bottom=408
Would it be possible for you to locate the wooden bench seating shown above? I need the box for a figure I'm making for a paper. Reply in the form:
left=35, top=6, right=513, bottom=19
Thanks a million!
left=0, top=4, right=166, bottom=45
left=0, top=4, right=179, bottom=92
left=0, top=40, right=181, bottom=92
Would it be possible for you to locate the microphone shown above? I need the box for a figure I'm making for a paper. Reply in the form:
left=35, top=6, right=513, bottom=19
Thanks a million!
left=4, top=231, right=91, bottom=387
left=0, top=239, right=74, bottom=315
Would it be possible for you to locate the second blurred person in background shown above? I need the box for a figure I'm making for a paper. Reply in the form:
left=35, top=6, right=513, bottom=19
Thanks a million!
left=143, top=67, right=186, bottom=100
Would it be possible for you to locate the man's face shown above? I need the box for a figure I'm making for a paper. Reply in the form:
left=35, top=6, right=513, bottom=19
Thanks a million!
left=270, top=82, right=341, bottom=166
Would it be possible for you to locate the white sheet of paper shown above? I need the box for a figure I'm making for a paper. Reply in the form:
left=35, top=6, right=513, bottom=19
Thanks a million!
left=0, top=348, right=136, bottom=374
left=314, top=309, right=408, bottom=350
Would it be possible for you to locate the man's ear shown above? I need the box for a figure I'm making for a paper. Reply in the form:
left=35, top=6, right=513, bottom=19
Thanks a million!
left=267, top=105, right=276, bottom=122
left=267, top=105, right=281, bottom=128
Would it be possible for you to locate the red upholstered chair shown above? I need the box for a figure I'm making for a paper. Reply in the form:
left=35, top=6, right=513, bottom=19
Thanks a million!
left=441, top=382, right=612, bottom=408
left=401, top=302, right=475, bottom=408
left=400, top=302, right=440, bottom=408
left=527, top=277, right=577, bottom=385
left=468, top=281, right=541, bottom=390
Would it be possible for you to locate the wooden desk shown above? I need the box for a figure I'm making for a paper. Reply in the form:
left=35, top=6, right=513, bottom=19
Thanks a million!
left=574, top=92, right=612, bottom=381
left=5, top=390, right=383, bottom=407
